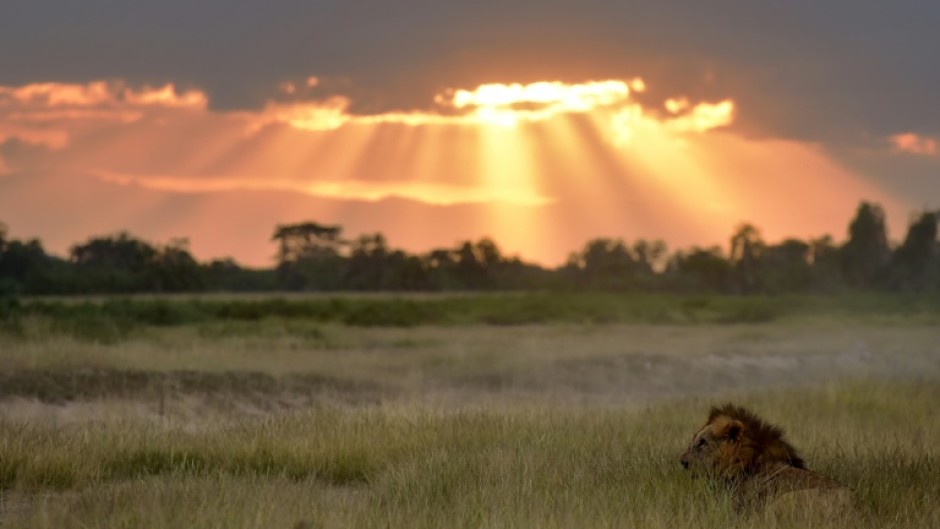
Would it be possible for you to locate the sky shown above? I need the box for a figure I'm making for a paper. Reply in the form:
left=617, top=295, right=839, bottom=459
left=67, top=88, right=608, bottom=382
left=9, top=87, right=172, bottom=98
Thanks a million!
left=2, top=0, right=939, bottom=267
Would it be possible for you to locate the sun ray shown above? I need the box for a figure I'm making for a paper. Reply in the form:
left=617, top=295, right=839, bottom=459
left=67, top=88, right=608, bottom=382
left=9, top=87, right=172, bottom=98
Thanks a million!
left=0, top=78, right=914, bottom=266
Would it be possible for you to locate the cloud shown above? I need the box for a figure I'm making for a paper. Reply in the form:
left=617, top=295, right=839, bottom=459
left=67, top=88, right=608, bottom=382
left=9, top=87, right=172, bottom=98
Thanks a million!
left=666, top=100, right=734, bottom=132
left=0, top=81, right=206, bottom=110
left=0, top=77, right=742, bottom=210
left=0, top=81, right=208, bottom=149
left=664, top=98, right=690, bottom=114
left=0, top=75, right=913, bottom=268
left=97, top=172, right=555, bottom=207
left=248, top=78, right=717, bottom=132
left=890, top=132, right=938, bottom=156
left=610, top=99, right=735, bottom=146
left=247, top=97, right=352, bottom=132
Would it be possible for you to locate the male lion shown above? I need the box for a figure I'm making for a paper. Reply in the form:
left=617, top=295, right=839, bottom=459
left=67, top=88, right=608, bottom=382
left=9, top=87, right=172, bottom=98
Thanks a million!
left=679, top=404, right=855, bottom=520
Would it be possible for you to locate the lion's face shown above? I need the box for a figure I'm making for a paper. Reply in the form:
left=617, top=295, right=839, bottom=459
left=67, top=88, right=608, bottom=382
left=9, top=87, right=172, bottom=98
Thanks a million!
left=679, top=415, right=745, bottom=479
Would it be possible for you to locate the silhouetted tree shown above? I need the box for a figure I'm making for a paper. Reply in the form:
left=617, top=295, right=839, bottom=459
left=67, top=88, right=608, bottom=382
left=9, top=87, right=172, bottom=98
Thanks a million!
left=423, top=248, right=459, bottom=290
left=666, top=246, right=732, bottom=292
left=890, top=211, right=938, bottom=290
left=205, top=258, right=278, bottom=291
left=568, top=238, right=639, bottom=289
left=272, top=222, right=347, bottom=290
left=150, top=238, right=205, bottom=291
left=761, top=238, right=812, bottom=292
left=11, top=199, right=940, bottom=295
left=841, top=202, right=891, bottom=287
left=632, top=239, right=668, bottom=275
left=729, top=224, right=765, bottom=293
left=0, top=224, right=53, bottom=294
left=808, top=235, right=843, bottom=291
left=452, top=239, right=506, bottom=289
left=346, top=233, right=390, bottom=290
left=70, top=232, right=160, bottom=291
left=71, top=232, right=157, bottom=270
left=345, top=233, right=430, bottom=290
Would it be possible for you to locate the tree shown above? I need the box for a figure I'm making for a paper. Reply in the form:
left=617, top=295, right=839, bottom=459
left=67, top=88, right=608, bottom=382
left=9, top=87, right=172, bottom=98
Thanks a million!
left=0, top=225, right=53, bottom=294
left=346, top=233, right=429, bottom=290
left=571, top=238, right=638, bottom=289
left=890, top=211, right=938, bottom=290
left=271, top=222, right=347, bottom=290
left=151, top=238, right=205, bottom=292
left=809, top=235, right=843, bottom=291
left=70, top=232, right=157, bottom=271
left=632, top=239, right=668, bottom=276
left=452, top=239, right=505, bottom=289
left=841, top=202, right=891, bottom=287
left=69, top=232, right=160, bottom=292
left=761, top=238, right=811, bottom=292
left=346, top=233, right=389, bottom=290
left=666, top=246, right=732, bottom=292
left=729, top=224, right=765, bottom=293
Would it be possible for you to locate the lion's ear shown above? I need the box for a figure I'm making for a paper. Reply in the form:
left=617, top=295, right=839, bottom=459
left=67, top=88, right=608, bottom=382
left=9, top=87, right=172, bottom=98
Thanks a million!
left=726, top=420, right=745, bottom=442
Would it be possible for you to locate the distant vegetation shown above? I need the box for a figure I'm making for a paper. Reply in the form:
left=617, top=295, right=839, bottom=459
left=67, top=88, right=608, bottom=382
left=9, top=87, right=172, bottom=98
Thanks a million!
left=2, top=200, right=938, bottom=295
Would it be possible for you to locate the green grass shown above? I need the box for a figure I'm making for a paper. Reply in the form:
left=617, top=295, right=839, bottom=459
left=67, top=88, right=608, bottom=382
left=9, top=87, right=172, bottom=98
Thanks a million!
left=0, top=381, right=937, bottom=528
left=5, top=292, right=940, bottom=345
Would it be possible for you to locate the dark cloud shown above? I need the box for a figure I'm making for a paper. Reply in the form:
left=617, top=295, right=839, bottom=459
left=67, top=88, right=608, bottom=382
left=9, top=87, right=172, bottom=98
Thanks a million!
left=2, top=1, right=939, bottom=143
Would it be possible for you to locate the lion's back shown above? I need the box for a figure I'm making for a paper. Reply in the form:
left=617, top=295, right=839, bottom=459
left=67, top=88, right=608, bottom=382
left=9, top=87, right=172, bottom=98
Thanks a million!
left=760, top=469, right=858, bottom=525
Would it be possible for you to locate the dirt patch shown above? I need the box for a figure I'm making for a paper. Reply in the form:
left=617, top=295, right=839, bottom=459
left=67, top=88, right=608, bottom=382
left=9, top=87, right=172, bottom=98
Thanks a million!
left=0, top=368, right=390, bottom=406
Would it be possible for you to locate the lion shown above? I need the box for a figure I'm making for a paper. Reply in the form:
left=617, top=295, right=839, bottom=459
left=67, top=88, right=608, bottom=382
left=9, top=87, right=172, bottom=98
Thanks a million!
left=679, top=404, right=856, bottom=520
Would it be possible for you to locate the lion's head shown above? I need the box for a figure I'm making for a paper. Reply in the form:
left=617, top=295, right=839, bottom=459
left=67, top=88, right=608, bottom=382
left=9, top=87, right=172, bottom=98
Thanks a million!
left=679, top=404, right=804, bottom=483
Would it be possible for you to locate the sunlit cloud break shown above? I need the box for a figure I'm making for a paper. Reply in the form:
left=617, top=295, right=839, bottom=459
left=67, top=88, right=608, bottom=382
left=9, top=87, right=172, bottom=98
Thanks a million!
left=610, top=99, right=734, bottom=146
left=2, top=77, right=736, bottom=211
left=890, top=132, right=938, bottom=156
left=444, top=79, right=641, bottom=126
left=248, top=78, right=733, bottom=134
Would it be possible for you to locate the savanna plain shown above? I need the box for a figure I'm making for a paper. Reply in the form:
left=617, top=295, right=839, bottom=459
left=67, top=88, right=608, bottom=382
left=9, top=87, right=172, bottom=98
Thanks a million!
left=0, top=293, right=938, bottom=528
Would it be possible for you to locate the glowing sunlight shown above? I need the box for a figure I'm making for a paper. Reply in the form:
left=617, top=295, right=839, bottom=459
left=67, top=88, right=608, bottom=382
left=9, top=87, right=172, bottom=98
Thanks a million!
left=0, top=77, right=903, bottom=266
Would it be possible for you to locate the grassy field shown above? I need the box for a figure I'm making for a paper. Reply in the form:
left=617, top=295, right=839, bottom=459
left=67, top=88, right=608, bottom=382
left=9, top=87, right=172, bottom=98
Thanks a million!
left=1, top=293, right=938, bottom=528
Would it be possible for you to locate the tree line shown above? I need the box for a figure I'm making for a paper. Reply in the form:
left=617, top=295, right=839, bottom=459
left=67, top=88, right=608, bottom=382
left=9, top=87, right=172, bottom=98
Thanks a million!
left=1, top=201, right=937, bottom=295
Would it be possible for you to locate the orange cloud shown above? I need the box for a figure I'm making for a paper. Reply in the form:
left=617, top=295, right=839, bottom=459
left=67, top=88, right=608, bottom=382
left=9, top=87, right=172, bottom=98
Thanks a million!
left=890, top=132, right=937, bottom=155
left=0, top=126, right=71, bottom=149
left=0, top=82, right=113, bottom=107
left=445, top=80, right=636, bottom=126
left=0, top=75, right=909, bottom=269
left=610, top=99, right=735, bottom=146
left=123, top=84, right=208, bottom=108
left=247, top=78, right=713, bottom=133
left=664, top=97, right=690, bottom=114
left=0, top=81, right=208, bottom=149
left=666, top=100, right=735, bottom=132
left=97, top=171, right=554, bottom=206
left=0, top=81, right=205, bottom=110
left=451, top=80, right=631, bottom=108
left=248, top=97, right=352, bottom=132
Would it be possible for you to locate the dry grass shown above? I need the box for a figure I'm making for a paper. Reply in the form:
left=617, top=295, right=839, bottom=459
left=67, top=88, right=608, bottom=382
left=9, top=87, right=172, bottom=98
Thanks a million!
left=0, top=295, right=938, bottom=527
left=0, top=382, right=938, bottom=528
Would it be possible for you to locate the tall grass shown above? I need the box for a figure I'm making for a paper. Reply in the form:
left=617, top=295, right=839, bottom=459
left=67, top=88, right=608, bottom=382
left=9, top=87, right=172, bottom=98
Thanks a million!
left=1, top=381, right=937, bottom=528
